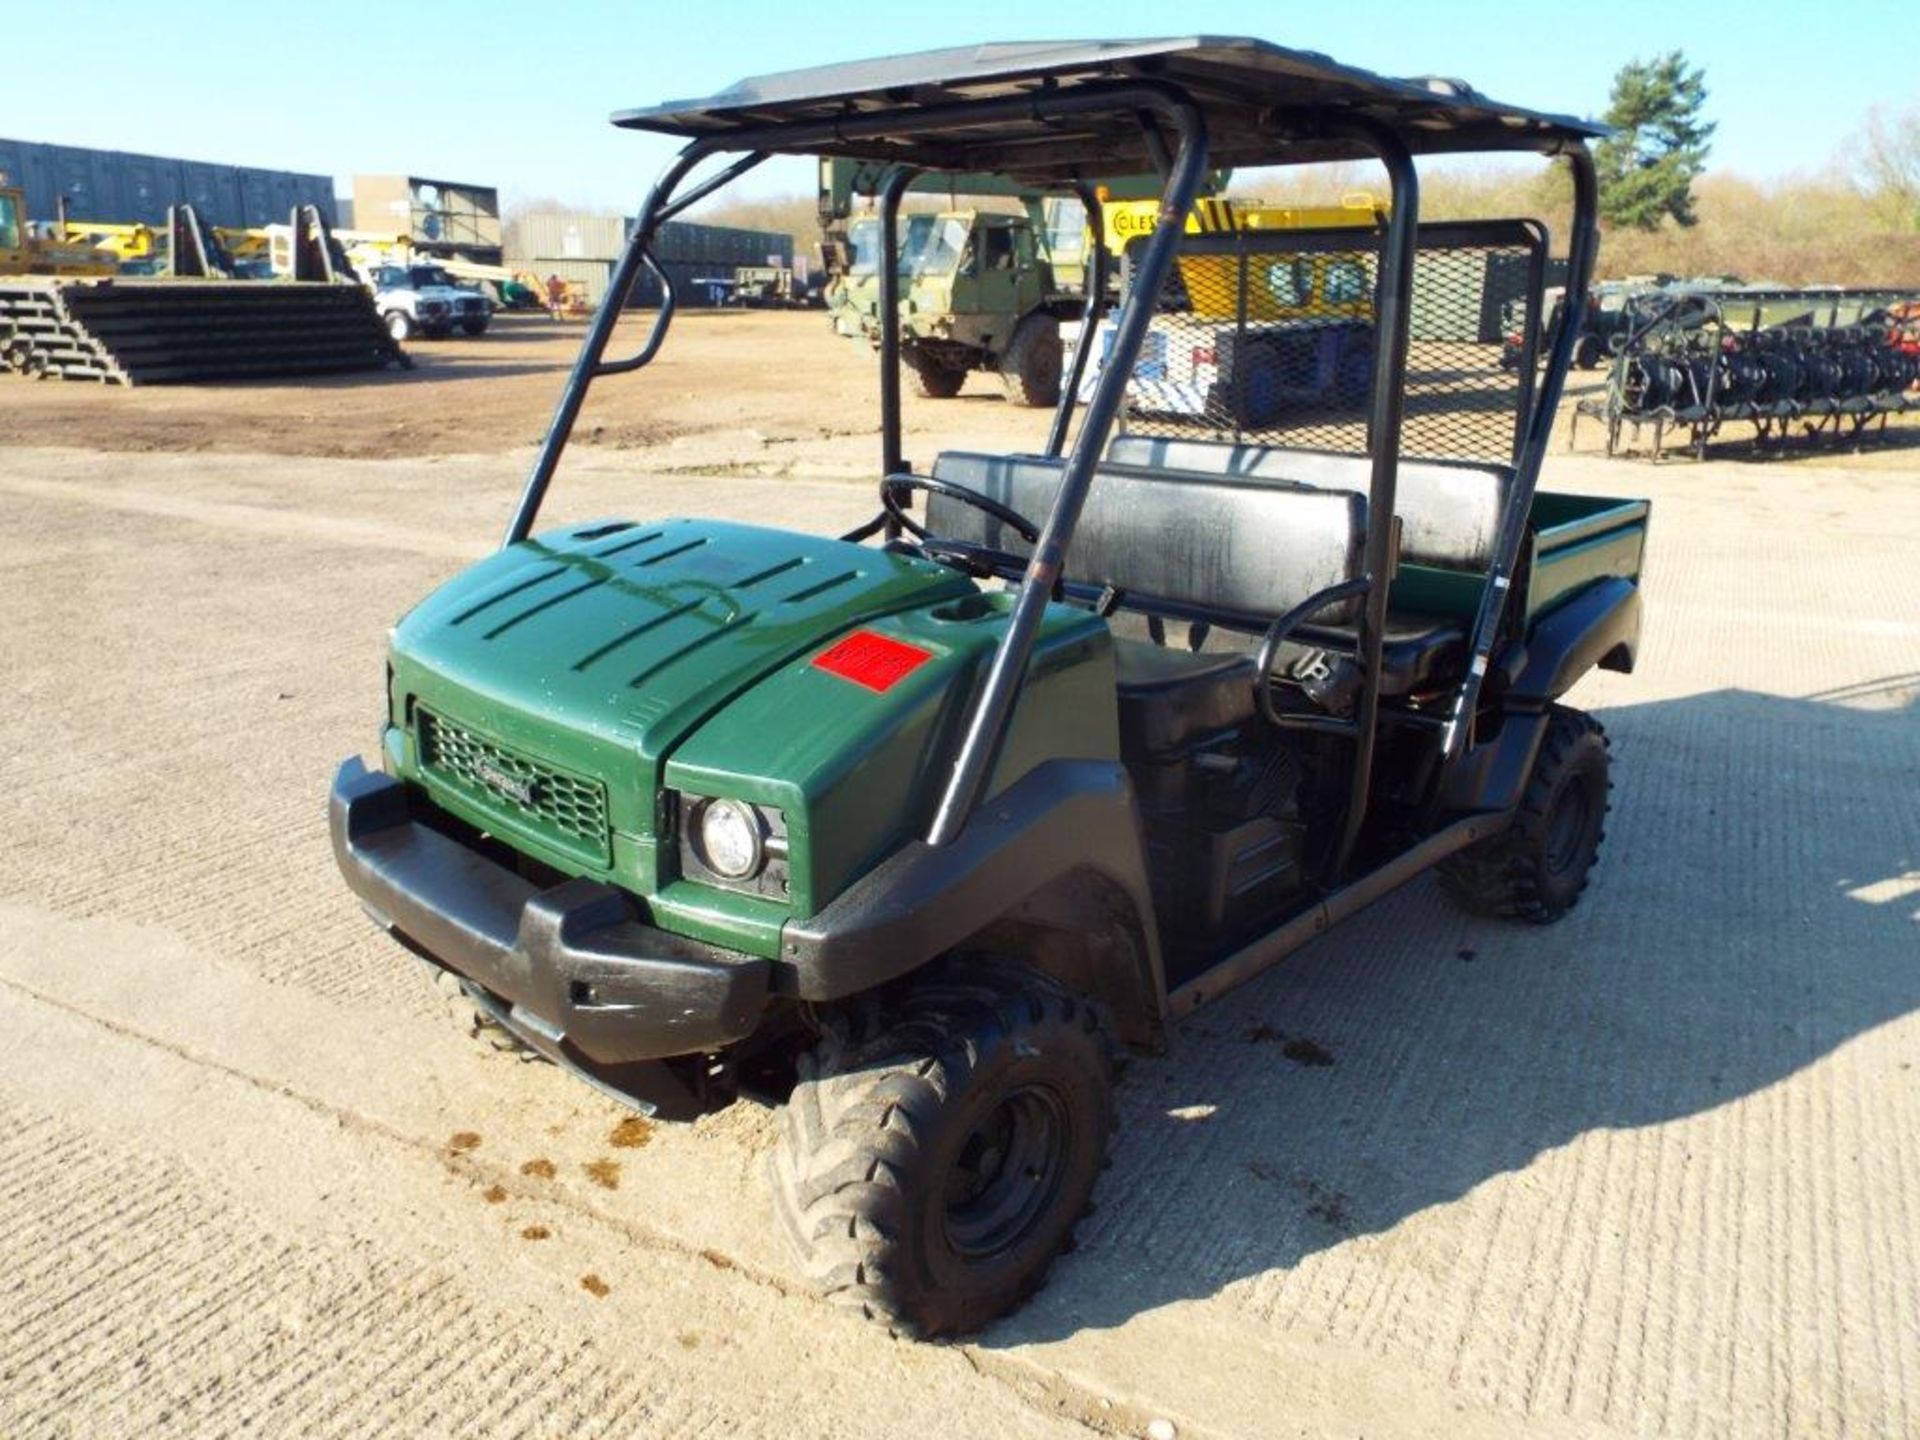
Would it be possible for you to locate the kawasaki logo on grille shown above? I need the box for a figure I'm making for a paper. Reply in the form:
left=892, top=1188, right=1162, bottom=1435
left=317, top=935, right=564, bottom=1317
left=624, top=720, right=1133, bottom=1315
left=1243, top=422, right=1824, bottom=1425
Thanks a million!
left=470, top=756, right=539, bottom=807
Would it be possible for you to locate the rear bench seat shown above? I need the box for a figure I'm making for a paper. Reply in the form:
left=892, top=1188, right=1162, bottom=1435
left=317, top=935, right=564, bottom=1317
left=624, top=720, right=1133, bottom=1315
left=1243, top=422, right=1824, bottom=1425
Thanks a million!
left=926, top=451, right=1365, bottom=752
left=1106, top=436, right=1512, bottom=693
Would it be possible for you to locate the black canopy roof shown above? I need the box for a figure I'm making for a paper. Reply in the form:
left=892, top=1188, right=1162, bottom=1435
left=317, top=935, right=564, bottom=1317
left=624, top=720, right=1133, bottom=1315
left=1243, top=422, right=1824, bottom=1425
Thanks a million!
left=613, top=37, right=1604, bottom=178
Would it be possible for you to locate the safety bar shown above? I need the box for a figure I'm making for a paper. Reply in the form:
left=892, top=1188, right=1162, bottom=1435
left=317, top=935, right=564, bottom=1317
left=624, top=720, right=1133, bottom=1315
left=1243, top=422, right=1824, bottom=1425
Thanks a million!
left=1252, top=578, right=1374, bottom=732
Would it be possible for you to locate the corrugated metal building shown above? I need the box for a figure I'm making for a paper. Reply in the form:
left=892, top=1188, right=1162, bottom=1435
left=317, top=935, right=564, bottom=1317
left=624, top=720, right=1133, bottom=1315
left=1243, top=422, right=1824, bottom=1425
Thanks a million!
left=0, top=137, right=335, bottom=228
left=508, top=211, right=794, bottom=308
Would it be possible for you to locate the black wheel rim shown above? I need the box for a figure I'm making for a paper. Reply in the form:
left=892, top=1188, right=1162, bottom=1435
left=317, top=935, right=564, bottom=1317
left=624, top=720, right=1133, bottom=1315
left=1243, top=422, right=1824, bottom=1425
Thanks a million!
left=942, top=1084, right=1069, bottom=1259
left=1545, top=777, right=1595, bottom=878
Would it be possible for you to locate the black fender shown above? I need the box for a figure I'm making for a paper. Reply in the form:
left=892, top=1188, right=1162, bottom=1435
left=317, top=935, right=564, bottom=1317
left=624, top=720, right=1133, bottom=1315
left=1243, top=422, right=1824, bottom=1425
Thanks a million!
left=1439, top=578, right=1641, bottom=814
left=778, top=759, right=1169, bottom=1051
left=1437, top=708, right=1549, bottom=814
left=1508, top=577, right=1641, bottom=704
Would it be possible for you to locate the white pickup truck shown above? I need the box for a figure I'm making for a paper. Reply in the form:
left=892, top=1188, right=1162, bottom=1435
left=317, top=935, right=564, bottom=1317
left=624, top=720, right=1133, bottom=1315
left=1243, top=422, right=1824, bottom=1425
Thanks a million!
left=368, top=263, right=492, bottom=341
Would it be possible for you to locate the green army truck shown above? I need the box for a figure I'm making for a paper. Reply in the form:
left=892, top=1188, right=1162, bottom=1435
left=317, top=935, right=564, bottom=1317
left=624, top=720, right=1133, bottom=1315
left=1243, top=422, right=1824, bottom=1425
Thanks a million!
left=332, top=39, right=1643, bottom=1338
left=836, top=207, right=1070, bottom=403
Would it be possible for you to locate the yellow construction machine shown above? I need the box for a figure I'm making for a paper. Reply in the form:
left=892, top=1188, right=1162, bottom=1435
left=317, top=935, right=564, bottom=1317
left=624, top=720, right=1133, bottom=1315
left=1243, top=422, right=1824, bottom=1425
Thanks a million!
left=0, top=182, right=118, bottom=276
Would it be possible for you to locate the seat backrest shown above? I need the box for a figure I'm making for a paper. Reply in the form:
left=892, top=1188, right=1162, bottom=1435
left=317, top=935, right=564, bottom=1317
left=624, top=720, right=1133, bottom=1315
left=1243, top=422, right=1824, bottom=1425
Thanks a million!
left=1104, top=435, right=1510, bottom=570
left=926, top=451, right=1367, bottom=625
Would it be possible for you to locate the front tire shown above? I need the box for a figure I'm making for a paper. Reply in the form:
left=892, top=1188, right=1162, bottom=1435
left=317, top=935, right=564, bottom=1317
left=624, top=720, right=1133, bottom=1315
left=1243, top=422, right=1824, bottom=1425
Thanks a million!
left=1437, top=704, right=1611, bottom=922
left=999, top=313, right=1063, bottom=407
left=384, top=310, right=414, bottom=342
left=773, top=961, right=1113, bottom=1338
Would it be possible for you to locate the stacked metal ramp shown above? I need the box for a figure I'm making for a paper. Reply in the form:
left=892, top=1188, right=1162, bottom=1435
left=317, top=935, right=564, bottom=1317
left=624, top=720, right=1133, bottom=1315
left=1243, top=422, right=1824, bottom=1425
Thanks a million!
left=0, top=277, right=409, bottom=384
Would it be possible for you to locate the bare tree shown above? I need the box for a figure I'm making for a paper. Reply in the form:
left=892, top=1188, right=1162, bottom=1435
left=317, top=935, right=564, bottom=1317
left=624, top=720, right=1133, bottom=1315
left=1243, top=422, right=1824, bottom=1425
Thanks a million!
left=1856, top=103, right=1920, bottom=231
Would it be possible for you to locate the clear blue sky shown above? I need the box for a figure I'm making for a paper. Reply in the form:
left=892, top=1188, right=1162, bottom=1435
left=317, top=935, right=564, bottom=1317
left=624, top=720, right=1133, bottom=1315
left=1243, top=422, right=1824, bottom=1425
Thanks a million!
left=6, top=1, right=1913, bottom=213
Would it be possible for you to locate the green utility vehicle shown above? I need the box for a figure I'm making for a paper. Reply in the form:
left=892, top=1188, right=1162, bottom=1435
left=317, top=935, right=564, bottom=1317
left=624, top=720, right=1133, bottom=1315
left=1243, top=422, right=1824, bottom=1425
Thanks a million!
left=332, top=39, right=1644, bottom=1337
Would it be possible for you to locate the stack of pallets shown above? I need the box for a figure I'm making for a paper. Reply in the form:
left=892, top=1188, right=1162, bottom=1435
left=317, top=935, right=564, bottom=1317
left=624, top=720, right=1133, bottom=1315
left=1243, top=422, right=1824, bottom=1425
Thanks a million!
left=0, top=278, right=409, bottom=384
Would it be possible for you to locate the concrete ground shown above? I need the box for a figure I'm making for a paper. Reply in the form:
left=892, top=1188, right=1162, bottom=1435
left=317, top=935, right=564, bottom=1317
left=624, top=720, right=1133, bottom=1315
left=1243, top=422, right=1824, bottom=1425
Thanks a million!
left=1, top=314, right=1916, bottom=1438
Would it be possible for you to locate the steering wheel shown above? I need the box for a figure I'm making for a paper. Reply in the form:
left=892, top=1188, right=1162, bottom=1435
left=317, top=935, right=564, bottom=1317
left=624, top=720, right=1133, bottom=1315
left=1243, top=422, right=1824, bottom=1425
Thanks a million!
left=881, top=475, right=1042, bottom=578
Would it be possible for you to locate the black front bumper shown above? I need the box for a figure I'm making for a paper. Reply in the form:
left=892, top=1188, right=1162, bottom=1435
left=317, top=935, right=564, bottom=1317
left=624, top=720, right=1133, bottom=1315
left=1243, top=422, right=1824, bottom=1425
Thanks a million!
left=330, top=758, right=771, bottom=1067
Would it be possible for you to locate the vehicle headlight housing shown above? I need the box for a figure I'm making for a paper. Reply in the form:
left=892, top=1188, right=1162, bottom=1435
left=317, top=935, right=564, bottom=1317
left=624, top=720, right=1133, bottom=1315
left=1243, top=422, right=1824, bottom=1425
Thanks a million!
left=679, top=794, right=791, bottom=900
left=695, top=798, right=763, bottom=878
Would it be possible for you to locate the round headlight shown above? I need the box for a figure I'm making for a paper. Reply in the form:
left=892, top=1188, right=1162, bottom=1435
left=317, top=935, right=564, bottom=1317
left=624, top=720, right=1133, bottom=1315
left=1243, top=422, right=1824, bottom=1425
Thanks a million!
left=696, top=798, right=763, bottom=879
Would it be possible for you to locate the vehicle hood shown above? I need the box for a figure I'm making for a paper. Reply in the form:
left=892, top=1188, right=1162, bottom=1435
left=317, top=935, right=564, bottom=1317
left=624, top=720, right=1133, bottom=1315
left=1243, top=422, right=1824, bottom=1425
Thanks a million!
left=386, top=284, right=480, bottom=304
left=387, top=517, right=973, bottom=847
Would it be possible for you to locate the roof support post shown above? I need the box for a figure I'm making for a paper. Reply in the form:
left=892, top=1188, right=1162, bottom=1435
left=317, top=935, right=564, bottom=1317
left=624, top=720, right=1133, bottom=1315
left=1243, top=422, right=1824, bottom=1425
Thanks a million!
left=927, top=95, right=1210, bottom=847
left=503, top=141, right=761, bottom=548
left=1435, top=143, right=1601, bottom=761
left=877, top=164, right=918, bottom=514
left=1045, top=180, right=1110, bottom=459
left=1326, top=121, right=1418, bottom=880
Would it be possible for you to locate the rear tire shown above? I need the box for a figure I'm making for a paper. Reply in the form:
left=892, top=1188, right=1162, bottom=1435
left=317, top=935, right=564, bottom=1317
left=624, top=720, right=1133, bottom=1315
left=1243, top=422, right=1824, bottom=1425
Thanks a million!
left=906, top=352, right=967, bottom=398
left=999, top=313, right=1063, bottom=407
left=1437, top=705, right=1611, bottom=923
left=773, top=960, right=1113, bottom=1338
left=460, top=316, right=489, bottom=336
left=419, top=961, right=535, bottom=1058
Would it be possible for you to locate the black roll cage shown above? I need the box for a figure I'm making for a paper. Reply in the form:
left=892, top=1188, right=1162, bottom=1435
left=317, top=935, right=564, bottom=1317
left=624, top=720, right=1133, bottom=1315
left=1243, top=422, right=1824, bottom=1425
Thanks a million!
left=502, top=77, right=1601, bottom=865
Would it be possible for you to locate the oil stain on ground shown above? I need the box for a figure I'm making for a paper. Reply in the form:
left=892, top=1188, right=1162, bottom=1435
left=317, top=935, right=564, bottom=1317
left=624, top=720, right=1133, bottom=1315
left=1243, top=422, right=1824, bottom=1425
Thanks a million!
left=609, top=1116, right=653, bottom=1149
left=1282, top=1038, right=1336, bottom=1067
left=1243, top=1025, right=1336, bottom=1067
left=584, top=1159, right=621, bottom=1190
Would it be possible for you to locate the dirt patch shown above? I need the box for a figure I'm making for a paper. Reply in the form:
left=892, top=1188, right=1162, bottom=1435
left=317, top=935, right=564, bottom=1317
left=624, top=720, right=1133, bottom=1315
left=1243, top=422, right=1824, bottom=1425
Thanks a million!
left=519, top=1158, right=556, bottom=1180
left=579, top=1273, right=610, bottom=1298
left=446, top=1131, right=481, bottom=1153
left=482, top=1184, right=508, bottom=1205
left=521, top=1225, right=551, bottom=1241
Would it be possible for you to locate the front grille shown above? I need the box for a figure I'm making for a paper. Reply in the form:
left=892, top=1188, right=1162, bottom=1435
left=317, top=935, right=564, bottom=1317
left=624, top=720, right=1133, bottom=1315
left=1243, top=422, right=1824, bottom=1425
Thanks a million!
left=416, top=707, right=609, bottom=859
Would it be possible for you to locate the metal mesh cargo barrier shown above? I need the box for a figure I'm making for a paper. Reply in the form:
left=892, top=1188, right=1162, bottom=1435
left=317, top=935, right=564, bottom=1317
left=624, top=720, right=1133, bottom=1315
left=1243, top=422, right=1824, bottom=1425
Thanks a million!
left=1108, top=219, right=1548, bottom=467
left=0, top=278, right=407, bottom=385
left=417, top=708, right=610, bottom=859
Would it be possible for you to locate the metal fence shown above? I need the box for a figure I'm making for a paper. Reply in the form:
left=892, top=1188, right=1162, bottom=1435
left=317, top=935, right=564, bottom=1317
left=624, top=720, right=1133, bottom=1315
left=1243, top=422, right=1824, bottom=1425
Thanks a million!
left=1113, top=220, right=1547, bottom=469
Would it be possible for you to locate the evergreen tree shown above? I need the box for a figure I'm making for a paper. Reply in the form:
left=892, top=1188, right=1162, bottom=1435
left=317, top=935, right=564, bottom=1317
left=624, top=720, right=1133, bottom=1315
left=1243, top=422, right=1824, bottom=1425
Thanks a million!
left=1596, top=53, right=1715, bottom=230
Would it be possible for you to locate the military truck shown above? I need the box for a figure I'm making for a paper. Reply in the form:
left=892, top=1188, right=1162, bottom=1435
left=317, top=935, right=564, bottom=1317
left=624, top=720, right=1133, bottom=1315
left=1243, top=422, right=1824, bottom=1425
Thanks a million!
left=332, top=37, right=1640, bottom=1339
left=833, top=207, right=1072, bottom=404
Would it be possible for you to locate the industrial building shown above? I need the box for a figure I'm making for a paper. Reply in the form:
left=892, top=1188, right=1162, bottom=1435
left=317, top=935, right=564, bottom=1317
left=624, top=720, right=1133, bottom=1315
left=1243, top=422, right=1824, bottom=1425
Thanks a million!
left=0, top=138, right=335, bottom=229
left=348, top=175, right=502, bottom=265
left=508, top=211, right=795, bottom=307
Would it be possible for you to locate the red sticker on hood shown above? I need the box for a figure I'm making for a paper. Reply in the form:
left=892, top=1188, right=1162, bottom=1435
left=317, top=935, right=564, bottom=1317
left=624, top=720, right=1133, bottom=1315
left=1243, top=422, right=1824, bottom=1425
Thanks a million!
left=812, top=630, right=933, bottom=692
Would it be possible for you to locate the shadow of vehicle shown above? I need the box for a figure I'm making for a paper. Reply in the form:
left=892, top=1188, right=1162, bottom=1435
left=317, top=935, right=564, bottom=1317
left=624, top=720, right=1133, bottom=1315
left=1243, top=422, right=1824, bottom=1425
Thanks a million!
left=989, top=681, right=1919, bottom=1343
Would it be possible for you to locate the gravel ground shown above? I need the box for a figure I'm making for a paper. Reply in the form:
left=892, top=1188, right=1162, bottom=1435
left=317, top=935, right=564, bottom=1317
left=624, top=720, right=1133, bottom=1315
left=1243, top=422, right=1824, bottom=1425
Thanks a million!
left=1, top=314, right=1915, bottom=1439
